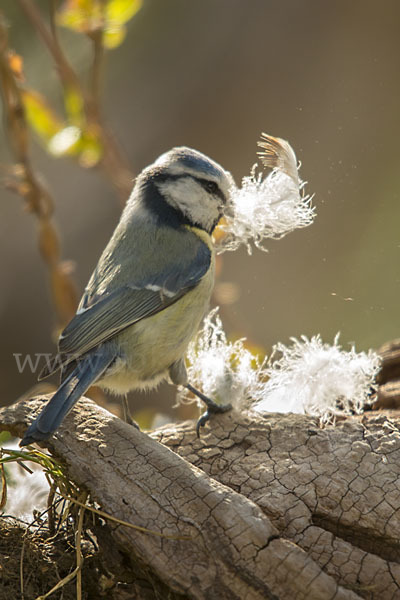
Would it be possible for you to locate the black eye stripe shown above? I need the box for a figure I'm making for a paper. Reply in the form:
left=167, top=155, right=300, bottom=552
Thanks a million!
left=154, top=172, right=227, bottom=204
left=200, top=180, right=217, bottom=193
left=196, top=178, right=226, bottom=204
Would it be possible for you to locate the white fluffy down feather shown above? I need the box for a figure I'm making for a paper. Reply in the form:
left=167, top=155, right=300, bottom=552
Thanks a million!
left=253, top=335, right=380, bottom=423
left=180, top=309, right=266, bottom=408
left=219, top=134, right=315, bottom=253
left=183, top=313, right=381, bottom=425
left=2, top=442, right=50, bottom=520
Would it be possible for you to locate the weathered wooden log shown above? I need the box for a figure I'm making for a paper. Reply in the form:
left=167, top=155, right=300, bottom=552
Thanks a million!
left=1, top=395, right=399, bottom=599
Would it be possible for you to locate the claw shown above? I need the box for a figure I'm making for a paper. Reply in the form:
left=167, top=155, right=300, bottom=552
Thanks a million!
left=196, top=411, right=211, bottom=437
left=186, top=382, right=232, bottom=437
left=195, top=402, right=232, bottom=437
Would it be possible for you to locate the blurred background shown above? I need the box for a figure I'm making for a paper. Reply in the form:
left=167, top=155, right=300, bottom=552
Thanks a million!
left=1, top=0, right=399, bottom=423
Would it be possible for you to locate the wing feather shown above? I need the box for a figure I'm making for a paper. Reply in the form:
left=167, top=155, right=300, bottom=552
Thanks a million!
left=58, top=233, right=211, bottom=358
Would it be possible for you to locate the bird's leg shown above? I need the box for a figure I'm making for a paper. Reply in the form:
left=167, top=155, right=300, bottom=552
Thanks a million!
left=122, top=395, right=140, bottom=429
left=185, top=383, right=232, bottom=437
left=169, top=360, right=231, bottom=436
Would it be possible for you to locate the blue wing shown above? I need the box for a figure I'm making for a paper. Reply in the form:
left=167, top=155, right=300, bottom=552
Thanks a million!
left=41, top=227, right=211, bottom=378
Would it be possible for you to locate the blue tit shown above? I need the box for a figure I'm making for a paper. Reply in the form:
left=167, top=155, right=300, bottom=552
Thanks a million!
left=20, top=147, right=234, bottom=446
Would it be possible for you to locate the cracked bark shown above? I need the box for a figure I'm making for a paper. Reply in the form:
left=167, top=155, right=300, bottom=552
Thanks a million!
left=1, top=396, right=400, bottom=600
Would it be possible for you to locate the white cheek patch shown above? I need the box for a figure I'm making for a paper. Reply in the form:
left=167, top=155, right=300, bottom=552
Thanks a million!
left=156, top=178, right=219, bottom=231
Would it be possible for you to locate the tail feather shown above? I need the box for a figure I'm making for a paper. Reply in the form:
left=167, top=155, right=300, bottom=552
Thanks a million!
left=20, top=350, right=114, bottom=446
left=38, top=353, right=64, bottom=380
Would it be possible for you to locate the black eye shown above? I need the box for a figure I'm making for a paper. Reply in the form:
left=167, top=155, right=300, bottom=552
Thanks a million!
left=204, top=180, right=219, bottom=194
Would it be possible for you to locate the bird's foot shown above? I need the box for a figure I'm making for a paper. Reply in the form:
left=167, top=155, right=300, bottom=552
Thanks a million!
left=195, top=404, right=232, bottom=437
left=185, top=383, right=232, bottom=437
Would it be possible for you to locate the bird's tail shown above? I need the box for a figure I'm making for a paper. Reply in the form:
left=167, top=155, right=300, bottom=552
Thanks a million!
left=20, top=350, right=114, bottom=446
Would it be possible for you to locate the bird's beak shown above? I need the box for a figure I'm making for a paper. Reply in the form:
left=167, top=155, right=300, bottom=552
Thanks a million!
left=221, top=198, right=234, bottom=220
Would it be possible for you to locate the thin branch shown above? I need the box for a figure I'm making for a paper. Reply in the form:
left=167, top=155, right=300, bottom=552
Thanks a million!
left=59, top=493, right=191, bottom=540
left=48, top=0, right=58, bottom=45
left=0, top=13, right=78, bottom=327
left=19, top=533, right=26, bottom=600
left=18, top=0, right=80, bottom=90
left=90, top=26, right=105, bottom=106
left=0, top=463, right=6, bottom=511
left=75, top=492, right=87, bottom=600
left=32, top=499, right=86, bottom=600
left=18, top=0, right=134, bottom=202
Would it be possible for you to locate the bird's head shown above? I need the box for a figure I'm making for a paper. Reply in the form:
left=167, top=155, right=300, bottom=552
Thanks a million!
left=140, top=147, right=234, bottom=233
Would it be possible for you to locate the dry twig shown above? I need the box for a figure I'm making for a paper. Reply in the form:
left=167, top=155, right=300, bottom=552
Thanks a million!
left=0, top=13, right=78, bottom=329
left=18, top=0, right=134, bottom=201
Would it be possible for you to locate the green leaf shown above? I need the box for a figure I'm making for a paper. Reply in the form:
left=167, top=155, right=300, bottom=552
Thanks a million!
left=21, top=88, right=102, bottom=163
left=48, top=126, right=103, bottom=165
left=76, top=129, right=103, bottom=167
left=64, top=85, right=85, bottom=123
left=106, top=0, right=142, bottom=25
left=57, top=0, right=142, bottom=48
left=48, top=125, right=82, bottom=156
left=0, top=432, right=11, bottom=446
left=103, top=25, right=125, bottom=48
left=57, top=0, right=102, bottom=34
left=22, top=89, right=64, bottom=143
